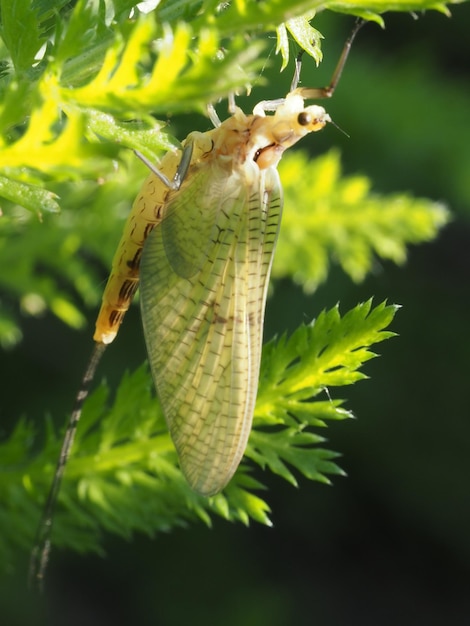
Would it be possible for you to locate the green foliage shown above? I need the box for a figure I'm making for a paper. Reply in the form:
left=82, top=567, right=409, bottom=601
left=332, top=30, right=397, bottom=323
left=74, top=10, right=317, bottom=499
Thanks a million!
left=0, top=0, right=454, bottom=343
left=274, top=150, right=450, bottom=291
left=0, top=0, right=457, bottom=570
left=250, top=301, right=397, bottom=485
left=1, top=301, right=397, bottom=565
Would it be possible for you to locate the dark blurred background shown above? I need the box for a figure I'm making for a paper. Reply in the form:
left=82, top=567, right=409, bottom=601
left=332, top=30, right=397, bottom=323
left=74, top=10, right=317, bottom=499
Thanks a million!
left=2, top=5, right=470, bottom=625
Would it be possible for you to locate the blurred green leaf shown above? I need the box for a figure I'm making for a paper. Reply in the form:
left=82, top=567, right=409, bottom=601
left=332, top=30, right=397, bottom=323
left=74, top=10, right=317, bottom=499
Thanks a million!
left=274, top=150, right=450, bottom=292
left=0, top=0, right=45, bottom=74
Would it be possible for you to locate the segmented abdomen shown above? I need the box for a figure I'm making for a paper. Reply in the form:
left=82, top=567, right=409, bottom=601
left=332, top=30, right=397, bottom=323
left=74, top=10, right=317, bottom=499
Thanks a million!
left=93, top=156, right=179, bottom=344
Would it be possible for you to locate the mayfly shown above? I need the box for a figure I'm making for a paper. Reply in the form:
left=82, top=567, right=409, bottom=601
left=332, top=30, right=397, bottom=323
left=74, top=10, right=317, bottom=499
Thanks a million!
left=30, top=20, right=364, bottom=589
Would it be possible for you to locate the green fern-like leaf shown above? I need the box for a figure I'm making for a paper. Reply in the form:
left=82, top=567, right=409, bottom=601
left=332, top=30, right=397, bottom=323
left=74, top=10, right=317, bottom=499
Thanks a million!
left=58, top=20, right=264, bottom=114
left=249, top=300, right=397, bottom=485
left=0, top=0, right=46, bottom=74
left=0, top=301, right=397, bottom=567
left=276, top=11, right=324, bottom=70
left=274, top=150, right=450, bottom=292
left=0, top=145, right=448, bottom=347
left=0, top=152, right=151, bottom=342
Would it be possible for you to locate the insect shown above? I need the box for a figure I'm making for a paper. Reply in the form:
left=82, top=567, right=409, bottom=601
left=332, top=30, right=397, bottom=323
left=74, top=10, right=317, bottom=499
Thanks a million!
left=29, top=19, right=364, bottom=589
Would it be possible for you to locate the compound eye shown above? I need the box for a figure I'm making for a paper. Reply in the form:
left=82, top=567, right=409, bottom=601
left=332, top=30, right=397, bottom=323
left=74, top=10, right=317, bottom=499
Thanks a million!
left=297, top=111, right=311, bottom=126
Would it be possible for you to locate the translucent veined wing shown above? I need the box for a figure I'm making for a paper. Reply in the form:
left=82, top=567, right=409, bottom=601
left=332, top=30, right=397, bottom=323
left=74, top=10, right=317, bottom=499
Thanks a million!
left=92, top=96, right=331, bottom=494
left=161, top=163, right=218, bottom=278
left=140, top=157, right=282, bottom=495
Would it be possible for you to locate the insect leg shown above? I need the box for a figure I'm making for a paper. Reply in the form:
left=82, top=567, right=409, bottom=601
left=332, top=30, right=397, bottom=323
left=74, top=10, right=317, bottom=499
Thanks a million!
left=207, top=103, right=222, bottom=127
left=208, top=92, right=243, bottom=123
left=29, top=341, right=107, bottom=592
left=134, top=140, right=194, bottom=190
left=294, top=18, right=367, bottom=98
left=227, top=92, right=238, bottom=115
left=253, top=20, right=366, bottom=116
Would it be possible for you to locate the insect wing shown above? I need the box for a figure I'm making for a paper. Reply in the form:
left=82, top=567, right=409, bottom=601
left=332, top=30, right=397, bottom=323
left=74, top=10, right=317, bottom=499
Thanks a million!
left=161, top=163, right=217, bottom=278
left=140, top=162, right=282, bottom=495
